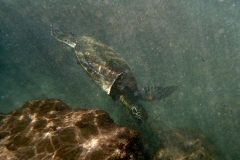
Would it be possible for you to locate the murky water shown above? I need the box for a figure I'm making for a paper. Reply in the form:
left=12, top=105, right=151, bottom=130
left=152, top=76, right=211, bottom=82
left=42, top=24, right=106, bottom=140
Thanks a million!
left=0, top=0, right=239, bottom=159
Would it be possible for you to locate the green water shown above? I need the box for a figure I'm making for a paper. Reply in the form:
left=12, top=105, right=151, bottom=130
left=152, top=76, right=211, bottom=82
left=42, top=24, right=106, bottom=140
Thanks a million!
left=0, top=0, right=239, bottom=159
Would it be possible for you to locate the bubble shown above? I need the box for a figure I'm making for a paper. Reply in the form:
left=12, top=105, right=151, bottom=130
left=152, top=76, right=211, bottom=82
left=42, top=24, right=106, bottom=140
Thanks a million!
left=218, top=28, right=224, bottom=34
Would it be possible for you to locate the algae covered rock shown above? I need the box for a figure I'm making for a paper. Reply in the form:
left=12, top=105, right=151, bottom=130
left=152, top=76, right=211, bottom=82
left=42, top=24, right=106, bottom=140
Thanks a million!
left=153, top=128, right=218, bottom=160
left=0, top=99, right=146, bottom=160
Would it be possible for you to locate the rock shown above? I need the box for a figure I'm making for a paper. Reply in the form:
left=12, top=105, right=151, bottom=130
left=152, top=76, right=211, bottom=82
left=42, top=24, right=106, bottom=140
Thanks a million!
left=0, top=99, right=146, bottom=160
left=153, top=128, right=218, bottom=160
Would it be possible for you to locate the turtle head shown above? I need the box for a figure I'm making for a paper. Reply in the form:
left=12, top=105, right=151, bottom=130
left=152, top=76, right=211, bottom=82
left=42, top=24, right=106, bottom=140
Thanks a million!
left=130, top=104, right=148, bottom=125
left=118, top=87, right=148, bottom=125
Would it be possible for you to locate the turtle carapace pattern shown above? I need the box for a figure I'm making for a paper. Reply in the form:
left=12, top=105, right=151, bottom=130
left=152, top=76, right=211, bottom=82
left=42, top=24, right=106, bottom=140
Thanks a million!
left=51, top=28, right=177, bottom=125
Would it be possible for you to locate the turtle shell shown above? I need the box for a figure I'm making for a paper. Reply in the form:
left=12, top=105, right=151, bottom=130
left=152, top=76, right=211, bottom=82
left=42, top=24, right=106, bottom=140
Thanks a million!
left=74, top=36, right=133, bottom=94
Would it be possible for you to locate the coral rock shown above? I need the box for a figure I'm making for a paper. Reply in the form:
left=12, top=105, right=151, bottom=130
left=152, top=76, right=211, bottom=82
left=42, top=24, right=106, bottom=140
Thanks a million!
left=153, top=128, right=218, bottom=160
left=0, top=99, right=145, bottom=160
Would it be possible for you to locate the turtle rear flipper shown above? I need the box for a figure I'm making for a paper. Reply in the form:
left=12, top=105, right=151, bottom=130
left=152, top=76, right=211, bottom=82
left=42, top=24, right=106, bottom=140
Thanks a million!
left=139, top=86, right=178, bottom=101
left=51, top=28, right=76, bottom=48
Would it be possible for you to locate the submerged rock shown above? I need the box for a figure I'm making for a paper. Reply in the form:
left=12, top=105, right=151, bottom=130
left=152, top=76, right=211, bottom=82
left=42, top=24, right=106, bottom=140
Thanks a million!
left=153, top=128, right=218, bottom=160
left=0, top=99, right=146, bottom=160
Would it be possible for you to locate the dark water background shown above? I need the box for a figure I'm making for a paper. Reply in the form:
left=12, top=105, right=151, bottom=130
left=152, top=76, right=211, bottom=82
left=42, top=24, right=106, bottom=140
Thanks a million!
left=0, top=0, right=239, bottom=159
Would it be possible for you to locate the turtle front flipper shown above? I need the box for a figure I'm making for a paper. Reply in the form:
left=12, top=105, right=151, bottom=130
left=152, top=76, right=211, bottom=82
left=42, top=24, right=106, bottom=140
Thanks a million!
left=138, top=86, right=178, bottom=101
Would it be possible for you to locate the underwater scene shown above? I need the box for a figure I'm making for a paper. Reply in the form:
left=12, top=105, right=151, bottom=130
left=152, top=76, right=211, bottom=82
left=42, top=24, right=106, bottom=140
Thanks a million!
left=0, top=0, right=239, bottom=159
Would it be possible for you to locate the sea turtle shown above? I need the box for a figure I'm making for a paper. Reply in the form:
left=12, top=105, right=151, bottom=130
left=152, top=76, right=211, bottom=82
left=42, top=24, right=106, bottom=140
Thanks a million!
left=51, top=28, right=177, bottom=125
